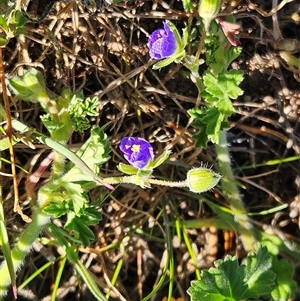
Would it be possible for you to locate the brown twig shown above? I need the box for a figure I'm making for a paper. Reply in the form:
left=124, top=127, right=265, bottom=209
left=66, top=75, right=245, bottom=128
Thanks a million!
left=0, top=47, right=29, bottom=222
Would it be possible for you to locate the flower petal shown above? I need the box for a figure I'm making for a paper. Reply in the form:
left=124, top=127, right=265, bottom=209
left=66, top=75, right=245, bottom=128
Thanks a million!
left=119, top=137, right=154, bottom=169
left=147, top=22, right=177, bottom=59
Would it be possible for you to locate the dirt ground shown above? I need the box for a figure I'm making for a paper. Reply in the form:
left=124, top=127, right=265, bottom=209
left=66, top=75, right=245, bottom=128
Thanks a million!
left=1, top=0, right=300, bottom=300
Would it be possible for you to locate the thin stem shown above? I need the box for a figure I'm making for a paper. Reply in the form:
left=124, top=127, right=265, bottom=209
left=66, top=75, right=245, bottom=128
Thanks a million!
left=103, top=176, right=187, bottom=188
left=148, top=178, right=187, bottom=187
left=194, top=28, right=207, bottom=63
left=216, top=130, right=257, bottom=251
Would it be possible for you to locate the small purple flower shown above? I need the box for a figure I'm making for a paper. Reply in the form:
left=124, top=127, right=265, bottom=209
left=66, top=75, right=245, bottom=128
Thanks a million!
left=119, top=137, right=154, bottom=169
left=147, top=22, right=177, bottom=59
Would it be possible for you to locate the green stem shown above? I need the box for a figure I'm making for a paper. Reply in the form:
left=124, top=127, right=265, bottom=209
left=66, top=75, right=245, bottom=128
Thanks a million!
left=0, top=209, right=51, bottom=298
left=148, top=178, right=187, bottom=187
left=194, top=28, right=207, bottom=63
left=215, top=130, right=257, bottom=251
left=103, top=176, right=187, bottom=188
left=51, top=151, right=66, bottom=180
left=0, top=165, right=17, bottom=299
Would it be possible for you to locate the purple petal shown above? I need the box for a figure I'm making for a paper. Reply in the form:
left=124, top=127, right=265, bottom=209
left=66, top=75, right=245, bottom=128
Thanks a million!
left=119, top=137, right=154, bottom=169
left=147, top=22, right=177, bottom=59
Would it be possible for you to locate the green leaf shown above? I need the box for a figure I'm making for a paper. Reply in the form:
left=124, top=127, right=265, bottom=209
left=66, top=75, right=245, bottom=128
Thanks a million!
left=62, top=126, right=111, bottom=183
left=65, top=212, right=96, bottom=247
left=271, top=257, right=297, bottom=301
left=242, top=247, right=276, bottom=299
left=83, top=206, right=102, bottom=225
left=188, top=108, right=209, bottom=148
left=43, top=201, right=70, bottom=218
left=13, top=27, right=27, bottom=36
left=204, top=69, right=244, bottom=97
left=202, top=108, right=224, bottom=144
left=0, top=36, right=8, bottom=46
left=147, top=150, right=171, bottom=169
left=152, top=56, right=176, bottom=70
left=76, top=126, right=110, bottom=166
left=202, top=70, right=243, bottom=114
left=187, top=246, right=276, bottom=301
left=10, top=10, right=27, bottom=27
left=188, top=69, right=243, bottom=147
left=44, top=192, right=102, bottom=247
left=40, top=114, right=64, bottom=131
left=189, top=256, right=247, bottom=301
left=0, top=15, right=8, bottom=32
left=68, top=91, right=99, bottom=132
left=65, top=183, right=87, bottom=214
left=188, top=107, right=229, bottom=147
left=204, top=21, right=242, bottom=73
left=8, top=68, right=48, bottom=102
left=117, top=162, right=138, bottom=175
left=0, top=131, right=19, bottom=150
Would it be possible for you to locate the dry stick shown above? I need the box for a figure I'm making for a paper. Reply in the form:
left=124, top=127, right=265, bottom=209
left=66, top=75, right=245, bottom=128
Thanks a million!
left=0, top=48, right=29, bottom=221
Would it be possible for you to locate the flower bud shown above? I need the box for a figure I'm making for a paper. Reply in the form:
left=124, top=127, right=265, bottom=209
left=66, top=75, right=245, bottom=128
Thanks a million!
left=198, top=0, right=221, bottom=31
left=8, top=68, right=48, bottom=102
left=187, top=167, right=221, bottom=193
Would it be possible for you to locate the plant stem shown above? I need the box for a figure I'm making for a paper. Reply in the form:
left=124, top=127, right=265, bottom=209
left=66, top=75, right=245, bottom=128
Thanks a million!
left=215, top=130, right=257, bottom=251
left=103, top=176, right=187, bottom=188
left=0, top=209, right=51, bottom=298
left=51, top=151, right=66, bottom=180
left=194, top=28, right=207, bottom=62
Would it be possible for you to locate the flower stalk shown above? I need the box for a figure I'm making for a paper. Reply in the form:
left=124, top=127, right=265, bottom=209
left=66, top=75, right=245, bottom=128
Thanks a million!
left=102, top=176, right=188, bottom=188
left=102, top=167, right=221, bottom=193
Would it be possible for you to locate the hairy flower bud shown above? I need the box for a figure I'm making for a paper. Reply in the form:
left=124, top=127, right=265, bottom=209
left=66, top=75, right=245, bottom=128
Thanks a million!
left=198, top=0, right=221, bottom=31
left=186, top=167, right=221, bottom=193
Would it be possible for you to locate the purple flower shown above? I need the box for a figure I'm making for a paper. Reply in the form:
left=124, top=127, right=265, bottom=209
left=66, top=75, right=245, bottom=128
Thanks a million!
left=119, top=137, right=154, bottom=169
left=147, top=22, right=177, bottom=59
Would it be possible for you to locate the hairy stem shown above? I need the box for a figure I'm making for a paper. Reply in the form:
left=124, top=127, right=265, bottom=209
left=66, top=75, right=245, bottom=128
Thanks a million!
left=216, top=130, right=257, bottom=251
left=0, top=209, right=51, bottom=298
left=103, top=176, right=187, bottom=188
left=51, top=151, right=66, bottom=180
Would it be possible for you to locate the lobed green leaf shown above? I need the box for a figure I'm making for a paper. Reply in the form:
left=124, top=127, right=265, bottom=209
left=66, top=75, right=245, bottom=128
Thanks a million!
left=188, top=247, right=276, bottom=301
